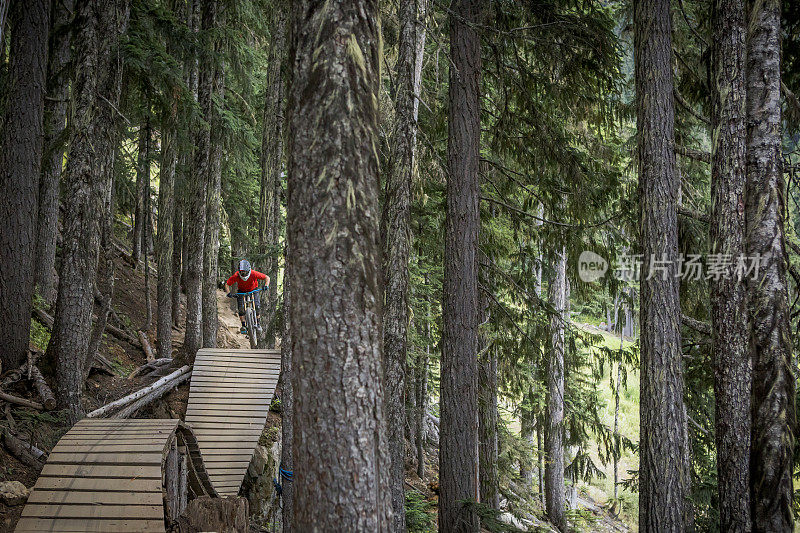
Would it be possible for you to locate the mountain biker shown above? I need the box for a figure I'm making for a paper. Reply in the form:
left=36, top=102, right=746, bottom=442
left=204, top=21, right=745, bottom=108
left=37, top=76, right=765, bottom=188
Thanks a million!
left=226, top=259, right=269, bottom=335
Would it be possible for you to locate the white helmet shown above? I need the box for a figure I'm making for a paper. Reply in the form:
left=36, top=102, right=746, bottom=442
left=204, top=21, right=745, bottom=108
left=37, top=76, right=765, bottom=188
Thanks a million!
left=238, top=260, right=251, bottom=281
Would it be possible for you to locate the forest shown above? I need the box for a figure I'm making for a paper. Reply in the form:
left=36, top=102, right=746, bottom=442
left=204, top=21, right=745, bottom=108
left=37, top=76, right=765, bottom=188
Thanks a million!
left=0, top=0, right=800, bottom=531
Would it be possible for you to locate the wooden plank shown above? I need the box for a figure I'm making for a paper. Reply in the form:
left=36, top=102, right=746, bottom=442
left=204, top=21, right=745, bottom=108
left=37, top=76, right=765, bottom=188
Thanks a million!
left=186, top=387, right=276, bottom=396
left=197, top=348, right=279, bottom=353
left=52, top=444, right=167, bottom=453
left=198, top=447, right=257, bottom=454
left=189, top=376, right=276, bottom=385
left=15, top=518, right=165, bottom=533
left=57, top=438, right=170, bottom=446
left=28, top=490, right=163, bottom=506
left=41, top=464, right=162, bottom=479
left=21, top=503, right=163, bottom=519
left=185, top=417, right=265, bottom=426
left=47, top=452, right=164, bottom=465
left=186, top=412, right=268, bottom=420
left=193, top=362, right=281, bottom=370
left=34, top=477, right=161, bottom=493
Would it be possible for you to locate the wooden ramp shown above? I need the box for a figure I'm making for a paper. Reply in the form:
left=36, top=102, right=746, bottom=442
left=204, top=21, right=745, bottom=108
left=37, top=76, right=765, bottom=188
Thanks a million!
left=185, top=348, right=280, bottom=496
left=16, top=348, right=281, bottom=532
left=15, top=419, right=216, bottom=532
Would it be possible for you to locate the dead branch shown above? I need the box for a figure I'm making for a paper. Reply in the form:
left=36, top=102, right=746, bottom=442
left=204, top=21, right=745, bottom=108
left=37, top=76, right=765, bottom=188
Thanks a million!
left=0, top=392, right=44, bottom=410
left=2, top=429, right=45, bottom=468
left=86, top=365, right=191, bottom=418
left=112, top=371, right=191, bottom=419
left=138, top=330, right=156, bottom=362
left=29, top=365, right=56, bottom=410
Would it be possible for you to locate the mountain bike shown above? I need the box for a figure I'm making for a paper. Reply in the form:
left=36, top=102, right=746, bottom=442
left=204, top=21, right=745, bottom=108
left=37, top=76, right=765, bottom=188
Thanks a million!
left=227, top=288, right=264, bottom=349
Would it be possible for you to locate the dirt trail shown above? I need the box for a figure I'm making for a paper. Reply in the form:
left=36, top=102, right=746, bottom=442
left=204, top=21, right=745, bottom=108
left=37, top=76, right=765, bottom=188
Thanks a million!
left=216, top=288, right=251, bottom=349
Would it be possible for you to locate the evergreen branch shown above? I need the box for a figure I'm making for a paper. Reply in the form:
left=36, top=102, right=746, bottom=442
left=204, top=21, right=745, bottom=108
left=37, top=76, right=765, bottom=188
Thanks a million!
left=681, top=314, right=711, bottom=336
left=481, top=195, right=619, bottom=229
left=676, top=144, right=711, bottom=163
left=674, top=88, right=710, bottom=125
left=677, top=205, right=709, bottom=224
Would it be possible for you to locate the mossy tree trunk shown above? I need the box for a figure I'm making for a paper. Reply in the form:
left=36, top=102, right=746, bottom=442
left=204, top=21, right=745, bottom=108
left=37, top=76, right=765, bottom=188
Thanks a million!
left=745, top=1, right=796, bottom=530
left=439, top=0, right=482, bottom=530
left=287, top=0, right=391, bottom=529
left=710, top=0, right=751, bottom=529
left=634, top=0, right=689, bottom=527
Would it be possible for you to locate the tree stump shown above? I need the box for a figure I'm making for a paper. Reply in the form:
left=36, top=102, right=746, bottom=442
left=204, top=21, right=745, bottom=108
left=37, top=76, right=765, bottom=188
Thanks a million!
left=171, top=496, right=249, bottom=533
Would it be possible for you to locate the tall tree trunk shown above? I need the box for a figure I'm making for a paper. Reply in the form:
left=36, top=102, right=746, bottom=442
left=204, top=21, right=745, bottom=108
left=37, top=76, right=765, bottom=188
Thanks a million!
left=202, top=50, right=224, bottom=349
left=132, top=117, right=150, bottom=265
left=287, top=0, right=391, bottom=529
left=156, top=0, right=184, bottom=358
left=171, top=197, right=183, bottom=325
left=143, top=190, right=153, bottom=331
left=280, top=242, right=293, bottom=533
left=746, top=1, right=796, bottom=529
left=258, top=2, right=286, bottom=348
left=49, top=0, right=129, bottom=419
left=439, top=1, right=481, bottom=531
left=479, top=344, right=499, bottom=510
left=0, top=0, right=8, bottom=46
left=545, top=247, right=566, bottom=532
left=710, top=0, right=751, bottom=530
left=634, top=0, right=689, bottom=527
left=383, top=0, right=427, bottom=528
left=415, top=271, right=431, bottom=481
left=183, top=0, right=216, bottom=362
left=36, top=0, right=73, bottom=305
left=0, top=0, right=49, bottom=372
left=138, top=115, right=152, bottom=330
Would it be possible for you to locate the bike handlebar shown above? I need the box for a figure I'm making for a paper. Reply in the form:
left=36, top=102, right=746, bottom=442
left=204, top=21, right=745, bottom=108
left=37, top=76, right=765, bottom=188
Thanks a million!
left=226, top=287, right=267, bottom=298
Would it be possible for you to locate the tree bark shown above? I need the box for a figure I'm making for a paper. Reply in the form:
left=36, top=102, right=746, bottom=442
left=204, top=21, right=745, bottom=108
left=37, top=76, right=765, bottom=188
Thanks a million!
left=545, top=247, right=566, bottom=532
left=156, top=0, right=183, bottom=358
left=439, top=1, right=481, bottom=531
left=287, top=0, right=391, bottom=529
left=36, top=0, right=73, bottom=305
left=0, top=0, right=7, bottom=46
left=415, top=271, right=431, bottom=481
left=710, top=0, right=751, bottom=530
left=746, top=1, right=796, bottom=530
left=49, top=0, right=129, bottom=419
left=132, top=117, right=151, bottom=265
left=183, top=0, right=216, bottom=362
left=258, top=1, right=286, bottom=348
left=0, top=0, right=49, bottom=372
left=382, top=0, right=427, bottom=528
left=202, top=42, right=224, bottom=349
left=280, top=242, right=293, bottom=532
left=634, top=0, right=689, bottom=528
left=478, top=343, right=499, bottom=510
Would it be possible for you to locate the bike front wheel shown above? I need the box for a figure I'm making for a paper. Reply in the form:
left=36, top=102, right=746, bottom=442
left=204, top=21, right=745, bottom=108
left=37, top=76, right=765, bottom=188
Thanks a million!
left=246, top=309, right=258, bottom=349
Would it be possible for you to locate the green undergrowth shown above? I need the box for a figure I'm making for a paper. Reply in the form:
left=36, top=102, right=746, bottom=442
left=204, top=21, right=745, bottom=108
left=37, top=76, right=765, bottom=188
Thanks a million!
left=405, top=490, right=436, bottom=533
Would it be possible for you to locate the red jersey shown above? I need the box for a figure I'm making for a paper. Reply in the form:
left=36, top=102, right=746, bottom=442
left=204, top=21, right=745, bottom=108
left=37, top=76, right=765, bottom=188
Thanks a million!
left=226, top=270, right=268, bottom=293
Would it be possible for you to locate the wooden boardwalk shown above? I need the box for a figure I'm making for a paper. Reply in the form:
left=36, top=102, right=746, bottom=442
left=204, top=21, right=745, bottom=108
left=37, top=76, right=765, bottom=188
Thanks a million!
left=16, top=348, right=280, bottom=532
left=185, top=348, right=280, bottom=495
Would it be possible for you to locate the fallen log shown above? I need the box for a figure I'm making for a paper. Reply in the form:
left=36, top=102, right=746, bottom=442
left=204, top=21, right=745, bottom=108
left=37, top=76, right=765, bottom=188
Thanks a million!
left=28, top=366, right=56, bottom=411
left=2, top=430, right=45, bottom=468
left=139, top=330, right=156, bottom=362
left=86, top=365, right=191, bottom=418
left=90, top=352, right=116, bottom=375
left=112, top=371, right=191, bottom=418
left=33, top=307, right=53, bottom=328
left=106, top=321, right=141, bottom=347
left=128, top=358, right=172, bottom=380
left=0, top=392, right=43, bottom=411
